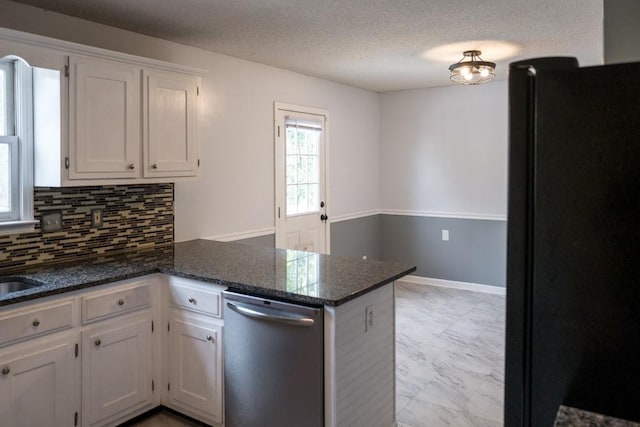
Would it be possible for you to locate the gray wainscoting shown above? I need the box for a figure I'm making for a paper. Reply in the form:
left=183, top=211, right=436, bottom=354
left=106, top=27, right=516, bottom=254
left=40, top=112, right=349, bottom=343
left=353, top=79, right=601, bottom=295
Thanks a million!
left=380, top=215, right=506, bottom=287
left=235, top=233, right=276, bottom=248
left=330, top=214, right=382, bottom=261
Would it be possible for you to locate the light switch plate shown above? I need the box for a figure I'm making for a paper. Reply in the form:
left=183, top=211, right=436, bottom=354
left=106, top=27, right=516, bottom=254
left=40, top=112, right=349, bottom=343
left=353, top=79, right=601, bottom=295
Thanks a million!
left=41, top=211, right=63, bottom=232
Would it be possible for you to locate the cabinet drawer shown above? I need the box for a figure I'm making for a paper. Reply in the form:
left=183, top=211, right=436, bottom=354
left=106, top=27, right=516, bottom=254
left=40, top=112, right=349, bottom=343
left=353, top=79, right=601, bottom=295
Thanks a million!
left=0, top=301, right=74, bottom=347
left=82, top=284, right=151, bottom=323
left=169, top=283, right=221, bottom=317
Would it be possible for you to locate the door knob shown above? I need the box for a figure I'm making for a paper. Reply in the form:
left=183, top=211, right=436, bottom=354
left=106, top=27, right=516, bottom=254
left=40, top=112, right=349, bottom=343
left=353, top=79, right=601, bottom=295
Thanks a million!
left=320, top=201, right=325, bottom=208
left=320, top=214, right=328, bottom=222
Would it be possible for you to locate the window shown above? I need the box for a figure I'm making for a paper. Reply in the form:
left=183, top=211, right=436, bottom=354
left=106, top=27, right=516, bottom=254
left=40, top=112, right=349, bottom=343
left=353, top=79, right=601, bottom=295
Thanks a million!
left=0, top=58, right=35, bottom=234
left=285, top=117, right=322, bottom=216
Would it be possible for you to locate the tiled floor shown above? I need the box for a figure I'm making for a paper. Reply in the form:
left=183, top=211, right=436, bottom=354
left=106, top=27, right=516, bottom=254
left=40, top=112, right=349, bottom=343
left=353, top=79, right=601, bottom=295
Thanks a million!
left=129, top=282, right=506, bottom=427
left=395, top=281, right=506, bottom=427
left=128, top=410, right=203, bottom=426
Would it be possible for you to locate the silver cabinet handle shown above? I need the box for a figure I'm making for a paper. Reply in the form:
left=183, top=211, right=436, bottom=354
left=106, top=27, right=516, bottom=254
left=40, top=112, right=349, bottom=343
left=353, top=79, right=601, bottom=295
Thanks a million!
left=95, top=339, right=101, bottom=347
left=2, top=367, right=9, bottom=375
left=206, top=335, right=213, bottom=342
left=117, top=299, right=125, bottom=306
left=188, top=297, right=196, bottom=304
left=226, top=302, right=315, bottom=327
left=32, top=319, right=40, bottom=327
left=128, top=163, right=135, bottom=170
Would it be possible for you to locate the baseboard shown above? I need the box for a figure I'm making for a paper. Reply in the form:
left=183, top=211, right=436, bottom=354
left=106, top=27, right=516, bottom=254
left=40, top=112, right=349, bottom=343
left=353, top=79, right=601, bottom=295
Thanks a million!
left=397, top=275, right=506, bottom=295
left=203, top=227, right=275, bottom=242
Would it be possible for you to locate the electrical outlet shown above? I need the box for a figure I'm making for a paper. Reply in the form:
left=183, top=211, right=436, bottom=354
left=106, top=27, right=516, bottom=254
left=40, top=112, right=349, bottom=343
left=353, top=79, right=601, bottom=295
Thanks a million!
left=41, top=211, right=63, bottom=232
left=365, top=304, right=374, bottom=333
left=91, top=209, right=103, bottom=228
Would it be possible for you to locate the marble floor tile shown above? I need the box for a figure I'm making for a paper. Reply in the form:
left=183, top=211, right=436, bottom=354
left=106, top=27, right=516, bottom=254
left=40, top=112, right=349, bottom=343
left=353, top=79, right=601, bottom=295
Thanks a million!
left=416, top=377, right=471, bottom=411
left=397, top=399, right=460, bottom=427
left=450, top=410, right=504, bottom=427
left=395, top=282, right=506, bottom=426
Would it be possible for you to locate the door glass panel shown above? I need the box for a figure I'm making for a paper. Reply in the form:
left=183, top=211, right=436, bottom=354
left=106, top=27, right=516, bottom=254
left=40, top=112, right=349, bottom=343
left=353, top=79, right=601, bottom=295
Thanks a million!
left=285, top=125, right=321, bottom=216
left=286, top=250, right=319, bottom=296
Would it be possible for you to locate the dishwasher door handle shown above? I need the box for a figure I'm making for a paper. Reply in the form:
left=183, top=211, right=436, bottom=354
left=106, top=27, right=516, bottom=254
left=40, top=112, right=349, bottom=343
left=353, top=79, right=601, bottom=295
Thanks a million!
left=226, top=302, right=316, bottom=327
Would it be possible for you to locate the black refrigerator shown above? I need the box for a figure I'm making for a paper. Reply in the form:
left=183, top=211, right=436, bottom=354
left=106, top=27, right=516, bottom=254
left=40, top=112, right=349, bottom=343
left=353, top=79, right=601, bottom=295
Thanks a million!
left=505, top=57, right=640, bottom=426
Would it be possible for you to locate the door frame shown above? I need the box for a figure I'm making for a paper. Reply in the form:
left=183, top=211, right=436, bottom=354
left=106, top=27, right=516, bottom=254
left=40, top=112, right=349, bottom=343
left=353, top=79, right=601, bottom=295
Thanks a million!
left=274, top=102, right=330, bottom=254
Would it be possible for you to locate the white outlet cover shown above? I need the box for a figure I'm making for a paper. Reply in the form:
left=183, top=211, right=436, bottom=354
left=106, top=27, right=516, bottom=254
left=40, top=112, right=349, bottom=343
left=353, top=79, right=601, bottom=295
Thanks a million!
left=442, top=229, right=449, bottom=241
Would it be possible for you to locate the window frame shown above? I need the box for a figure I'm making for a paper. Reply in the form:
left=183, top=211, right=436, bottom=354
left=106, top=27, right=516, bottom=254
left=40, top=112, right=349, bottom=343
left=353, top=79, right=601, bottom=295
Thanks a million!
left=0, top=57, right=36, bottom=235
left=0, top=135, right=20, bottom=221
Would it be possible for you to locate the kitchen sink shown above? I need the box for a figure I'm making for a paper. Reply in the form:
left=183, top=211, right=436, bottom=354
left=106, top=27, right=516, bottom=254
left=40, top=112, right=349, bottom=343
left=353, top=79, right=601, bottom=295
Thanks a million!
left=0, top=280, right=38, bottom=296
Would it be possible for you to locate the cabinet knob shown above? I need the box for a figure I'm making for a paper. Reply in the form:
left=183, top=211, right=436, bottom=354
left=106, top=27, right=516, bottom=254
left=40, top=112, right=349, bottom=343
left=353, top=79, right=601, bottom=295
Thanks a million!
left=152, top=163, right=158, bottom=169
left=32, top=319, right=40, bottom=327
left=95, top=339, right=101, bottom=347
left=206, top=335, right=214, bottom=342
left=1, top=367, right=9, bottom=375
left=117, top=299, right=125, bottom=306
left=128, top=163, right=135, bottom=170
left=188, top=297, right=196, bottom=304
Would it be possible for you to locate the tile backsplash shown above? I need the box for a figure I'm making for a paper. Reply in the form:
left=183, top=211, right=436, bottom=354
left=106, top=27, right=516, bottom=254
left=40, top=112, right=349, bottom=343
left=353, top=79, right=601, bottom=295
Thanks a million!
left=0, top=184, right=174, bottom=270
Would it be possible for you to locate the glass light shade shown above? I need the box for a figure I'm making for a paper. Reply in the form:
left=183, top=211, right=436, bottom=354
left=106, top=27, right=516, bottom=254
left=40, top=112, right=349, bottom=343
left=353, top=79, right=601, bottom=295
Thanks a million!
left=449, top=50, right=496, bottom=85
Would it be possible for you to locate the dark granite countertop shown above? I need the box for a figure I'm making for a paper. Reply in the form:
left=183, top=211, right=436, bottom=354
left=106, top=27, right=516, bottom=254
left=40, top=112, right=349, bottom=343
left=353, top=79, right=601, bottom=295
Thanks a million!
left=555, top=405, right=640, bottom=427
left=0, top=239, right=415, bottom=307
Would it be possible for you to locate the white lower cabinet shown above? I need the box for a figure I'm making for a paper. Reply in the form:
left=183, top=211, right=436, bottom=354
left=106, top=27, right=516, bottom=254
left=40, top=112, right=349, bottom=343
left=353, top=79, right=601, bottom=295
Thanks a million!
left=168, top=310, right=223, bottom=425
left=0, top=334, right=77, bottom=427
left=0, top=275, right=224, bottom=427
left=81, top=313, right=153, bottom=426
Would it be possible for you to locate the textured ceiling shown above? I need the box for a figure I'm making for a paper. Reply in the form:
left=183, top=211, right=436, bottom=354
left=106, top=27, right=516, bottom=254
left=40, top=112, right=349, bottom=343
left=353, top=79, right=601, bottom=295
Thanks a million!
left=9, top=0, right=603, bottom=91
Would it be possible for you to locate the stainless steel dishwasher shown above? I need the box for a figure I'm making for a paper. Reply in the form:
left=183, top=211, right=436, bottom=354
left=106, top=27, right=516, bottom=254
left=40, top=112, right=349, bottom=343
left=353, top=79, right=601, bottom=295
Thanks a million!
left=223, top=291, right=324, bottom=427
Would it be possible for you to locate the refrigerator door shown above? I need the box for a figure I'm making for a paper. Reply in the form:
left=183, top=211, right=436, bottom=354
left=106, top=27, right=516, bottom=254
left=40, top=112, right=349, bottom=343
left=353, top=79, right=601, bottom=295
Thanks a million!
left=506, top=59, right=640, bottom=426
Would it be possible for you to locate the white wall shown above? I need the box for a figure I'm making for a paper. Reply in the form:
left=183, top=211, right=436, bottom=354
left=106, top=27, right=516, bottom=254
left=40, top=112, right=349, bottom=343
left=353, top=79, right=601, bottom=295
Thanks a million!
left=0, top=1, right=380, bottom=241
left=380, top=82, right=508, bottom=218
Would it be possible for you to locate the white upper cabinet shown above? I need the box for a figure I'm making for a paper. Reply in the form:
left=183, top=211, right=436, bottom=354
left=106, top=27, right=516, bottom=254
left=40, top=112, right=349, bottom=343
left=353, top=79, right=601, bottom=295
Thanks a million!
left=143, top=70, right=199, bottom=178
left=0, top=27, right=205, bottom=187
left=69, top=55, right=141, bottom=179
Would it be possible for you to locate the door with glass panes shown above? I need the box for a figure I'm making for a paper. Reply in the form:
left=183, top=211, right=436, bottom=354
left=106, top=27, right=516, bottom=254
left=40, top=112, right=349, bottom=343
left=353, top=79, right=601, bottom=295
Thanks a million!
left=275, top=105, right=328, bottom=253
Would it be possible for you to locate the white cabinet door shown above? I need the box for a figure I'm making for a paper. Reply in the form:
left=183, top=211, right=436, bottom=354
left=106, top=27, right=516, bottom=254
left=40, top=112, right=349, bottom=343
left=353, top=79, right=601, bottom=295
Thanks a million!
left=0, top=337, right=76, bottom=427
left=168, top=311, right=222, bottom=424
left=69, top=55, right=141, bottom=179
left=143, top=70, right=199, bottom=178
left=82, top=314, right=152, bottom=426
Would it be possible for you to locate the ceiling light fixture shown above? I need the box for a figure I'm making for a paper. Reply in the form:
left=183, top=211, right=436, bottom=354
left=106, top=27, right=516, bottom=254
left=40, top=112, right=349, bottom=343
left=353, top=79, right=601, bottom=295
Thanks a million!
left=449, top=50, right=496, bottom=85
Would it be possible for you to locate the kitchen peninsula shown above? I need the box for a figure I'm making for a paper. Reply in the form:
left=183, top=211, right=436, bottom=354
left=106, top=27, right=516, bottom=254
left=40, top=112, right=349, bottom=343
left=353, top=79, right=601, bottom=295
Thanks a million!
left=0, top=239, right=415, bottom=427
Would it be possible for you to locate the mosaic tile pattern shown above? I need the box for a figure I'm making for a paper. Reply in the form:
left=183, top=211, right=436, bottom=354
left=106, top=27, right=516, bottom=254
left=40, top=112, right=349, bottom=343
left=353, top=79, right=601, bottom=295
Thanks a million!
left=0, top=184, right=173, bottom=269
